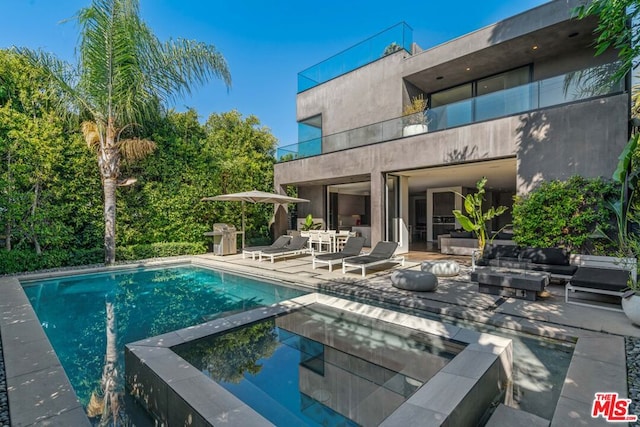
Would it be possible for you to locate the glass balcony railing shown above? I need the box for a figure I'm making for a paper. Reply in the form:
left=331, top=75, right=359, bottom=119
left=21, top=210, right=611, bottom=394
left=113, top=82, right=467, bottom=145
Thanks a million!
left=297, top=22, right=413, bottom=93
left=278, top=62, right=624, bottom=162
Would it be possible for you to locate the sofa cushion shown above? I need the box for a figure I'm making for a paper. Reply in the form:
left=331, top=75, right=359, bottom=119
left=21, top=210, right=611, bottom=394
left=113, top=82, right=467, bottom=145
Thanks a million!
left=484, top=244, right=520, bottom=260
left=528, top=263, right=577, bottom=276
left=520, top=247, right=570, bottom=266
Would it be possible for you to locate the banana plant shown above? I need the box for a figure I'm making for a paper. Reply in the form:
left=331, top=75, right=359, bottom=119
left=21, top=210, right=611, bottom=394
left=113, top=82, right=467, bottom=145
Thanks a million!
left=452, top=177, right=509, bottom=256
left=610, top=133, right=639, bottom=256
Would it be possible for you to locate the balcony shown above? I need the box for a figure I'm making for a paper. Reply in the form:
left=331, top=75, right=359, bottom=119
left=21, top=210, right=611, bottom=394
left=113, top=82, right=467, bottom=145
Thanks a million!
left=278, top=62, right=624, bottom=162
left=297, top=22, right=413, bottom=93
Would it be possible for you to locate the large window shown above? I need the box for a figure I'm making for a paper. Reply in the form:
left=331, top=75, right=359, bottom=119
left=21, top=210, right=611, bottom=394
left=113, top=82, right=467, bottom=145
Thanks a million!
left=428, top=66, right=531, bottom=128
left=476, top=67, right=531, bottom=121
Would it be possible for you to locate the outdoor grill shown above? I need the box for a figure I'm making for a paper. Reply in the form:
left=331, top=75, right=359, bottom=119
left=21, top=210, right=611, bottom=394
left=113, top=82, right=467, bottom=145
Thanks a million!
left=204, top=223, right=238, bottom=255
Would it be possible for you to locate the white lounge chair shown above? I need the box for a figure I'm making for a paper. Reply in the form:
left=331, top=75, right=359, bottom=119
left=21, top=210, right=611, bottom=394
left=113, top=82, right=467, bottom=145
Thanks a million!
left=312, top=237, right=365, bottom=272
left=259, top=236, right=310, bottom=263
left=242, top=235, right=291, bottom=260
left=342, top=241, right=404, bottom=277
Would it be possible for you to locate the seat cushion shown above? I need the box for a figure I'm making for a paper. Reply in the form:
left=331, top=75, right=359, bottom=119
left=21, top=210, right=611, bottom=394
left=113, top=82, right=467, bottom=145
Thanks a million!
left=391, top=270, right=438, bottom=292
left=570, top=267, right=631, bottom=292
left=421, top=261, right=460, bottom=277
left=520, top=247, right=570, bottom=266
left=528, top=263, right=577, bottom=276
left=484, top=244, right=520, bottom=260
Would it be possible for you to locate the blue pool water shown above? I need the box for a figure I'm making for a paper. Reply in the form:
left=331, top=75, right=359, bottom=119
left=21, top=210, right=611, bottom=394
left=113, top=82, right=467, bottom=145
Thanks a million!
left=22, top=266, right=307, bottom=413
left=175, top=303, right=462, bottom=426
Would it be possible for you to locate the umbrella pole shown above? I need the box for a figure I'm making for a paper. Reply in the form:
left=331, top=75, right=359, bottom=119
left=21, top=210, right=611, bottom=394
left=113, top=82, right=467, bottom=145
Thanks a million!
left=242, top=201, right=246, bottom=250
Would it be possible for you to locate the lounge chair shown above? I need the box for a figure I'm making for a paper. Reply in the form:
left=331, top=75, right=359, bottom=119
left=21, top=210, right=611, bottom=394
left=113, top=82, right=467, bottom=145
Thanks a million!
left=259, top=236, right=310, bottom=263
left=242, top=235, right=291, bottom=260
left=342, top=241, right=404, bottom=277
left=312, top=237, right=365, bottom=272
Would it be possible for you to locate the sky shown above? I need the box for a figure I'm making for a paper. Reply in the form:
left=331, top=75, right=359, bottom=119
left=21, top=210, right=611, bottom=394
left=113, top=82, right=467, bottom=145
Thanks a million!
left=0, top=0, right=550, bottom=147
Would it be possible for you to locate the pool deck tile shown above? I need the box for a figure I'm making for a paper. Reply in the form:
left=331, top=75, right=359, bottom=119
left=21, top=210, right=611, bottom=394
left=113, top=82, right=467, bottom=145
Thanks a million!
left=3, top=337, right=60, bottom=380
left=405, top=371, right=477, bottom=416
left=550, top=396, right=609, bottom=427
left=441, top=348, right=505, bottom=380
left=379, top=402, right=448, bottom=426
left=7, top=366, right=87, bottom=427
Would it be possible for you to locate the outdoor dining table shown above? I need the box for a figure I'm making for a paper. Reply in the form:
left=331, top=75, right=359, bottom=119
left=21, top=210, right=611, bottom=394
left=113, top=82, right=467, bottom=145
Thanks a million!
left=302, top=231, right=352, bottom=253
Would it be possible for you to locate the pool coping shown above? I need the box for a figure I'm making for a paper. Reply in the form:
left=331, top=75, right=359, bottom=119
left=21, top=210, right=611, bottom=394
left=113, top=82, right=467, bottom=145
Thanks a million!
left=125, top=293, right=513, bottom=426
left=0, top=255, right=632, bottom=426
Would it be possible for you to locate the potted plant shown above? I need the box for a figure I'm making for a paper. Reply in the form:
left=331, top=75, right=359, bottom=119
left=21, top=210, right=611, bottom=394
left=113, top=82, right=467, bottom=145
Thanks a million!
left=382, top=42, right=402, bottom=57
left=451, top=177, right=509, bottom=257
left=402, top=95, right=429, bottom=136
left=301, top=214, right=322, bottom=231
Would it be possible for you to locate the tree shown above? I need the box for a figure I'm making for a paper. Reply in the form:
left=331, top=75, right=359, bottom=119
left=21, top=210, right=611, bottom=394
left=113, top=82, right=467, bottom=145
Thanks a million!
left=575, top=0, right=639, bottom=83
left=18, top=0, right=231, bottom=264
left=0, top=50, right=78, bottom=253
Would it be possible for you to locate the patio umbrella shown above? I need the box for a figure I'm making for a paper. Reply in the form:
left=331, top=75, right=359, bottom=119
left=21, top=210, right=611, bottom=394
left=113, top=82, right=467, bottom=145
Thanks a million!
left=201, top=190, right=310, bottom=249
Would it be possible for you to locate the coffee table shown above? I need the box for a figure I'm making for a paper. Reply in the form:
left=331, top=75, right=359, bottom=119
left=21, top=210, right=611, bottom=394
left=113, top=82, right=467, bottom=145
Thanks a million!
left=471, top=268, right=550, bottom=301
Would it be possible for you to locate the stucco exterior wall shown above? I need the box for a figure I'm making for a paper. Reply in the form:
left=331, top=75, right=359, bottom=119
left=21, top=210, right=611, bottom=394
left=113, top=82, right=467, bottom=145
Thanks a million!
left=275, top=93, right=629, bottom=242
left=297, top=51, right=407, bottom=136
left=516, top=93, right=629, bottom=194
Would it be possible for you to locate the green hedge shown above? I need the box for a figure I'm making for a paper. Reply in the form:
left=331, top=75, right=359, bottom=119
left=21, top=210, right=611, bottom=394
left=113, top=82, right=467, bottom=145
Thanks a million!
left=511, top=176, right=615, bottom=253
left=0, top=242, right=207, bottom=275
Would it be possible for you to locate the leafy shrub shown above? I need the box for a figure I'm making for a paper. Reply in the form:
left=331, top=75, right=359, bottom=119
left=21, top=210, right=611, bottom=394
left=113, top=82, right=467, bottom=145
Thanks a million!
left=116, top=242, right=207, bottom=260
left=0, top=242, right=207, bottom=275
left=512, top=176, right=615, bottom=253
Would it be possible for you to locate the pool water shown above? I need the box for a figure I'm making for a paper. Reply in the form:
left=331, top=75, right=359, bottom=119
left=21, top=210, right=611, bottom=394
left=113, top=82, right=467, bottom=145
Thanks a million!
left=22, top=265, right=307, bottom=419
left=174, top=303, right=464, bottom=426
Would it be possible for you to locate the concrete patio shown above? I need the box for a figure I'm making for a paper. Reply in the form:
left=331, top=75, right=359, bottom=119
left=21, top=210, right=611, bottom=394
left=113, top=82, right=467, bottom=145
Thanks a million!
left=1, top=250, right=637, bottom=426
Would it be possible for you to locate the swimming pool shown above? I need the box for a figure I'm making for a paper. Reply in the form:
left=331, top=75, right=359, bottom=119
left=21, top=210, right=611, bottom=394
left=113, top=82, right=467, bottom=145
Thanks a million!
left=174, top=302, right=464, bottom=426
left=22, top=265, right=308, bottom=422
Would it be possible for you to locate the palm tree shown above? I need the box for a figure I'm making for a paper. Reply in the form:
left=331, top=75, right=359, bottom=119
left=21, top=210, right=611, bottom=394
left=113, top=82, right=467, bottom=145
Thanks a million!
left=18, top=0, right=231, bottom=264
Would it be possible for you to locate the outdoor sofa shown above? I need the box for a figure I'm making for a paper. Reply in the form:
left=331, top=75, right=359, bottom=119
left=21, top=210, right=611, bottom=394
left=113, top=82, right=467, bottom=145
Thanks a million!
left=473, top=244, right=578, bottom=280
left=342, top=241, right=404, bottom=277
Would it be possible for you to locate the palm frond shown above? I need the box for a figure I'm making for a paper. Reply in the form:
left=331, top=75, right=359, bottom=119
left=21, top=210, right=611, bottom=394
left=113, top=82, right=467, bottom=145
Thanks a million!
left=82, top=120, right=101, bottom=149
left=118, top=137, right=156, bottom=161
left=13, top=47, right=96, bottom=119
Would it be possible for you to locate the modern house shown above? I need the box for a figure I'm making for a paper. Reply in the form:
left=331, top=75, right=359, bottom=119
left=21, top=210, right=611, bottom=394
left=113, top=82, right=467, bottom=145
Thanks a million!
left=273, top=0, right=629, bottom=254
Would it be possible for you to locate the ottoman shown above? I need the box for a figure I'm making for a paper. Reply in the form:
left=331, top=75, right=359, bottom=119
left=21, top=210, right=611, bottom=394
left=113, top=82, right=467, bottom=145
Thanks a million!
left=391, top=270, right=438, bottom=292
left=421, top=260, right=460, bottom=277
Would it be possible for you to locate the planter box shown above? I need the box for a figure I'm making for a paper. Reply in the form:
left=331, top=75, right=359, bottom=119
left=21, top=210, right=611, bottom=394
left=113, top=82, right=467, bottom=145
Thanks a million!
left=402, top=124, right=428, bottom=137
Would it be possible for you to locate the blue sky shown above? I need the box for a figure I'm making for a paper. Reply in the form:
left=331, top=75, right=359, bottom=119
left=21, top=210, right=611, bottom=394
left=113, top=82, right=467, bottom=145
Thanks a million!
left=0, top=0, right=550, bottom=147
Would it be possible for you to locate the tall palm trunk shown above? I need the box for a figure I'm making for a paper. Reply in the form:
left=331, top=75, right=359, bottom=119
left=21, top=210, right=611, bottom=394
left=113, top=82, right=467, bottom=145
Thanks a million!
left=101, top=120, right=119, bottom=265
left=103, top=177, right=117, bottom=265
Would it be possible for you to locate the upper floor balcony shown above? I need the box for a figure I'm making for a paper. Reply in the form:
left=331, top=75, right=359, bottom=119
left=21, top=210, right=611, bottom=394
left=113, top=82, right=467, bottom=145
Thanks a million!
left=297, top=22, right=413, bottom=93
left=278, top=62, right=624, bottom=162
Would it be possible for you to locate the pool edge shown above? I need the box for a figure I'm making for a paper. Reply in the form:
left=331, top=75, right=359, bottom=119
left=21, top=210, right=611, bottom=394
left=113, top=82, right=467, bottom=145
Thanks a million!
left=125, top=293, right=514, bottom=426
